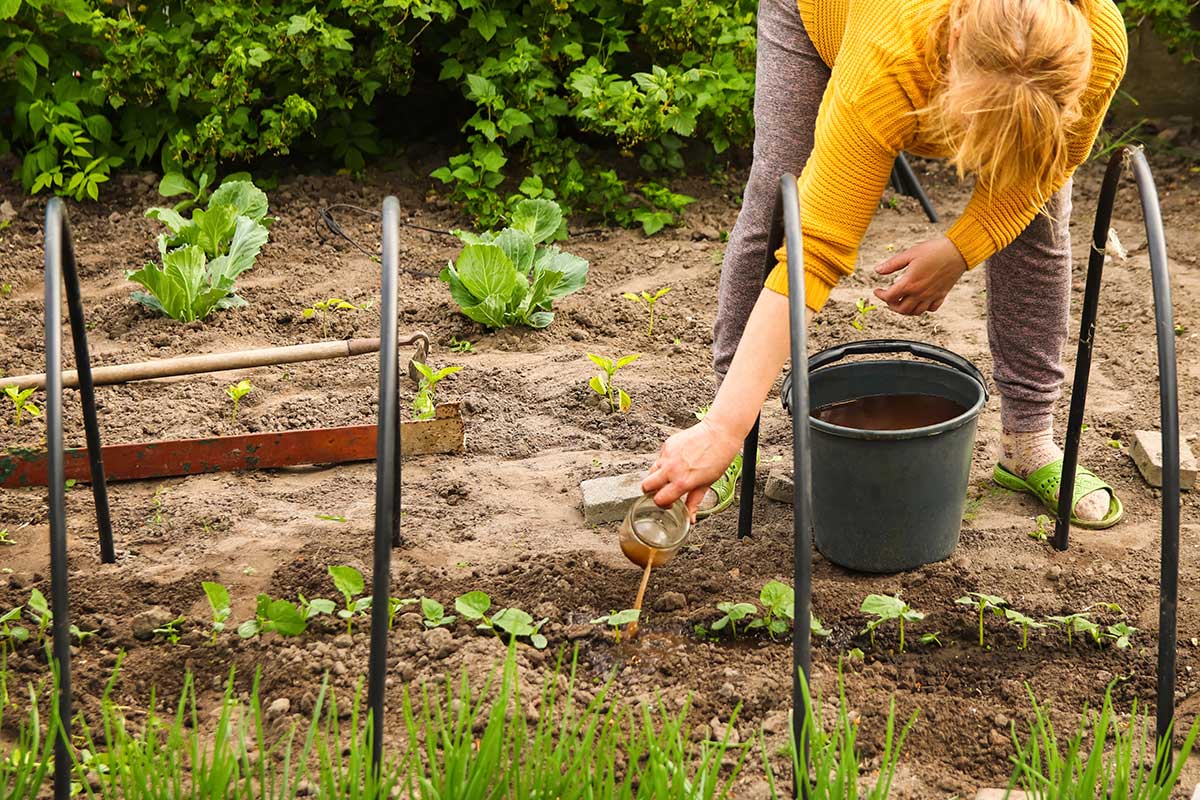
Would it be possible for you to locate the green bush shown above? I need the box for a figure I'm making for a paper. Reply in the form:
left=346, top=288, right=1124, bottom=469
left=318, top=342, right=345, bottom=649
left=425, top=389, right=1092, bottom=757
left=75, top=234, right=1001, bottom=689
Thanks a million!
left=2, top=0, right=1191, bottom=224
left=0, top=0, right=752, bottom=227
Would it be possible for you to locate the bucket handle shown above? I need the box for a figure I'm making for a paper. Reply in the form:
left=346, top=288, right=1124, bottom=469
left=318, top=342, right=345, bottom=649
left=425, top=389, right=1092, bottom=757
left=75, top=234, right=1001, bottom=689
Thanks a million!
left=808, top=339, right=990, bottom=400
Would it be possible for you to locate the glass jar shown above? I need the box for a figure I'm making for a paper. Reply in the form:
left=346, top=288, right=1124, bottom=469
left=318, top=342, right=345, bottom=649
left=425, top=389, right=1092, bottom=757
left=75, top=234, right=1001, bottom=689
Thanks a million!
left=619, top=494, right=690, bottom=567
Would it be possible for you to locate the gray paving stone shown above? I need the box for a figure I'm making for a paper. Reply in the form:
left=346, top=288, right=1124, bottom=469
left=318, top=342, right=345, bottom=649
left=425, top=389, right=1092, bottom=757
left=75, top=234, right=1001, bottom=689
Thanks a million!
left=580, top=471, right=647, bottom=525
left=1131, top=429, right=1196, bottom=490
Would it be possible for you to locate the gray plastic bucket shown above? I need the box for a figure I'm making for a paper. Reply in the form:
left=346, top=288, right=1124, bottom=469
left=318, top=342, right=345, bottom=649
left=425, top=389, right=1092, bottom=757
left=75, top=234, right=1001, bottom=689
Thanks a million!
left=782, top=340, right=989, bottom=573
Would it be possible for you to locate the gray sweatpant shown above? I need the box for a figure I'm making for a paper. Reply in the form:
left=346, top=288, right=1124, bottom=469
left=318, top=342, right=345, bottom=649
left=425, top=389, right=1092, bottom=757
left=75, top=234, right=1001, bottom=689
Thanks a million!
left=712, top=0, right=1071, bottom=433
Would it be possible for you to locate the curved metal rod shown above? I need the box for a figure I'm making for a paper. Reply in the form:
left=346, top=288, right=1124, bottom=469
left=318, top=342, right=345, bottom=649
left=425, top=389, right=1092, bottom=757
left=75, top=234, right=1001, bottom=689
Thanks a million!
left=368, top=196, right=401, bottom=776
left=780, top=173, right=813, bottom=796
left=41, top=202, right=116, bottom=564
left=1055, top=146, right=1180, bottom=760
left=44, top=198, right=119, bottom=798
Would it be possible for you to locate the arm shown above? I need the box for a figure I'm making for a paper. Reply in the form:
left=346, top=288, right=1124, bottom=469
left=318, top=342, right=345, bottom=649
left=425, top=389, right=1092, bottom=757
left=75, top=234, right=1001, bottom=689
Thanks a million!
left=643, top=290, right=806, bottom=517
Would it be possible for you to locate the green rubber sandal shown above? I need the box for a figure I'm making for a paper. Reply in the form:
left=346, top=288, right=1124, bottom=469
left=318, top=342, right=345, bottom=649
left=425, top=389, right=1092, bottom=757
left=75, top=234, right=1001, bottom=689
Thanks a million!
left=696, top=453, right=743, bottom=520
left=992, top=459, right=1124, bottom=530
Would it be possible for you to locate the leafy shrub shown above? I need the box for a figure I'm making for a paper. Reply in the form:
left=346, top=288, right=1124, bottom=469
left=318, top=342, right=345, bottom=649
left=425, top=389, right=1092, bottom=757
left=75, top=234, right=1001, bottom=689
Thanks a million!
left=126, top=178, right=270, bottom=321
left=440, top=199, right=588, bottom=328
left=0, top=0, right=745, bottom=230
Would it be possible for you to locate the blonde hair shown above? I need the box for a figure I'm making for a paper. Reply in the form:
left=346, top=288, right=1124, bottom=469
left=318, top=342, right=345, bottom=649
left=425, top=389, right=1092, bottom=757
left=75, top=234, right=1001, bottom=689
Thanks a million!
left=921, top=0, right=1094, bottom=200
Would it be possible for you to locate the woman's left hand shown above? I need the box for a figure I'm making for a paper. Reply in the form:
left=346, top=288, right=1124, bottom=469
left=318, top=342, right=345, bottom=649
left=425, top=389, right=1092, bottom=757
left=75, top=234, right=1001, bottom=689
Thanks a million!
left=873, top=236, right=967, bottom=315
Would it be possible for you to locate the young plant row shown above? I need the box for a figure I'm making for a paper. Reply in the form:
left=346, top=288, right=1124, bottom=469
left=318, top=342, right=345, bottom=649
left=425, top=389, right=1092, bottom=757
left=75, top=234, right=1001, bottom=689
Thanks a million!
left=857, top=592, right=1137, bottom=654
left=203, top=571, right=550, bottom=650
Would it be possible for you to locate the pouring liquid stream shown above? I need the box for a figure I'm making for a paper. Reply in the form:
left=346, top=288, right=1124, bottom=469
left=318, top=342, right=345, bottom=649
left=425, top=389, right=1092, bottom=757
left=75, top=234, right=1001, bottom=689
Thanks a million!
left=620, top=516, right=677, bottom=637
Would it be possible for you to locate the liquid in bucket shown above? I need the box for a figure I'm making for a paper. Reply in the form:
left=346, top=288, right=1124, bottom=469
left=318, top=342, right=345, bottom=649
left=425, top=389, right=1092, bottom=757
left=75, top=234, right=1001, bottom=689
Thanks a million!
left=812, top=393, right=965, bottom=431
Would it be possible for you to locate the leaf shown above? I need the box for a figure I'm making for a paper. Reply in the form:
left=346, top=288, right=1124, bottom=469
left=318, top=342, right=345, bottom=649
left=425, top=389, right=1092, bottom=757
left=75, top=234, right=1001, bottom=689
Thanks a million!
left=306, top=598, right=336, bottom=618
left=860, top=594, right=905, bottom=620
left=328, top=565, right=364, bottom=598
left=456, top=243, right=517, bottom=305
left=530, top=633, right=548, bottom=649
left=266, top=600, right=306, bottom=636
left=509, top=199, right=563, bottom=245
left=586, top=354, right=612, bottom=371
left=202, top=581, right=230, bottom=614
left=207, top=217, right=269, bottom=283
left=145, top=207, right=190, bottom=235
left=209, top=180, right=269, bottom=222
left=126, top=245, right=209, bottom=322
left=158, top=172, right=196, bottom=198
left=615, top=354, right=641, bottom=369
left=532, top=247, right=588, bottom=301
left=617, top=388, right=631, bottom=412
left=493, top=228, right=534, bottom=274
left=0, top=1, right=24, bottom=21
left=28, top=588, right=48, bottom=616
left=421, top=598, right=445, bottom=624
left=491, top=607, right=535, bottom=637
left=759, top=581, right=793, bottom=613
left=455, top=591, right=491, bottom=620
left=237, top=619, right=261, bottom=639
left=588, top=375, right=606, bottom=396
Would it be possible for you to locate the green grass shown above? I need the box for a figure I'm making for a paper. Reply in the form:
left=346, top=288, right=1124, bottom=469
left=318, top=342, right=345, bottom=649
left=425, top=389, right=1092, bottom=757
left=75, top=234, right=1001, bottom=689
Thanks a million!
left=1007, top=682, right=1200, bottom=799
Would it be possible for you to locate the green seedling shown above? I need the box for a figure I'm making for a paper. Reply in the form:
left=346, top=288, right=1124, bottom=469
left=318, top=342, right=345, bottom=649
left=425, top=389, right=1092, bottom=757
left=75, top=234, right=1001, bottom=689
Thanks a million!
left=846, top=647, right=865, bottom=661
left=1029, top=514, right=1052, bottom=542
left=388, top=596, right=418, bottom=629
left=153, top=616, right=186, bottom=645
left=712, top=602, right=757, bottom=636
left=24, top=588, right=91, bottom=645
left=0, top=281, right=10, bottom=294
left=26, top=589, right=51, bottom=645
left=0, top=607, right=30, bottom=644
left=448, top=336, right=474, bottom=353
left=811, top=613, right=832, bottom=639
left=1105, top=622, right=1137, bottom=649
left=748, top=581, right=794, bottom=639
left=860, top=594, right=924, bottom=653
left=298, top=593, right=337, bottom=621
left=4, top=386, right=41, bottom=426
left=1108, top=438, right=1123, bottom=449
left=454, top=591, right=548, bottom=649
left=850, top=297, right=876, bottom=331
left=0, top=529, right=13, bottom=546
left=237, top=594, right=307, bottom=638
left=622, top=286, right=671, bottom=337
left=421, top=598, right=456, bottom=629
left=302, top=297, right=359, bottom=338
left=587, top=353, right=640, bottom=413
left=225, top=379, right=253, bottom=423
left=329, top=565, right=372, bottom=634
left=955, top=593, right=1010, bottom=648
left=591, top=609, right=641, bottom=644
left=919, top=632, right=942, bottom=647
left=1047, top=612, right=1102, bottom=649
left=412, top=361, right=462, bottom=421
left=1003, top=608, right=1048, bottom=650
left=315, top=514, right=347, bottom=522
left=201, top=581, right=232, bottom=644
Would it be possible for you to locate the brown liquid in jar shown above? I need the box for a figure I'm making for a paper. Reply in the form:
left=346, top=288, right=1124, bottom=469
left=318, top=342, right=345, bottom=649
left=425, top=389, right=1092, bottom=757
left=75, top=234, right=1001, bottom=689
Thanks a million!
left=812, top=393, right=966, bottom=431
left=619, top=517, right=677, bottom=567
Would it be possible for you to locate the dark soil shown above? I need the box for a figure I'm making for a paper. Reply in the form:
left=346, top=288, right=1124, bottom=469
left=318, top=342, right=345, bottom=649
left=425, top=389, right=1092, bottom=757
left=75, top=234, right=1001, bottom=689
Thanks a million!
left=2, top=149, right=1199, bottom=797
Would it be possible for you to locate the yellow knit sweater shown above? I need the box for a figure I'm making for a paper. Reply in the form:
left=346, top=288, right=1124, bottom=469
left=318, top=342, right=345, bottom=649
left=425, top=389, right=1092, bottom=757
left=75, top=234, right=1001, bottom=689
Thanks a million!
left=765, top=0, right=1128, bottom=311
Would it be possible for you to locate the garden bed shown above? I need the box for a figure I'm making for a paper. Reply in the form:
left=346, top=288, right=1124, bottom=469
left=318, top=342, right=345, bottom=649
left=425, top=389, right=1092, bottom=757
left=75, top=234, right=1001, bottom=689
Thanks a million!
left=2, top=151, right=1200, bottom=796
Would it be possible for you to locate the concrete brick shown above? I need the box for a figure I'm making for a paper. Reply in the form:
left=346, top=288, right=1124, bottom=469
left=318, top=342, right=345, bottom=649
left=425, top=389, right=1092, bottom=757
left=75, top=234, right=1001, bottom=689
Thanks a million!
left=1192, top=782, right=1200, bottom=800
left=764, top=468, right=794, bottom=503
left=580, top=471, right=647, bottom=525
left=1131, top=430, right=1197, bottom=490
left=975, top=791, right=1028, bottom=800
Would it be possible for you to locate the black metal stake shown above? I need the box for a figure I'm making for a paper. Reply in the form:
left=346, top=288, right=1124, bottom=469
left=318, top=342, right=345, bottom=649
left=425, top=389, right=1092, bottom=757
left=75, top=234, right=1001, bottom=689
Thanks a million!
left=368, top=197, right=402, bottom=776
left=737, top=417, right=760, bottom=540
left=778, top=174, right=813, bottom=799
left=1054, top=147, right=1181, bottom=765
left=890, top=154, right=939, bottom=224
left=44, top=199, right=74, bottom=800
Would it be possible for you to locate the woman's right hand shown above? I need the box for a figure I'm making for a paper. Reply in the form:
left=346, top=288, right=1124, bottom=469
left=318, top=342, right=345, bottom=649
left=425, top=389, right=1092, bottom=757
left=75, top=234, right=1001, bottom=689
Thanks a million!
left=642, top=417, right=744, bottom=520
